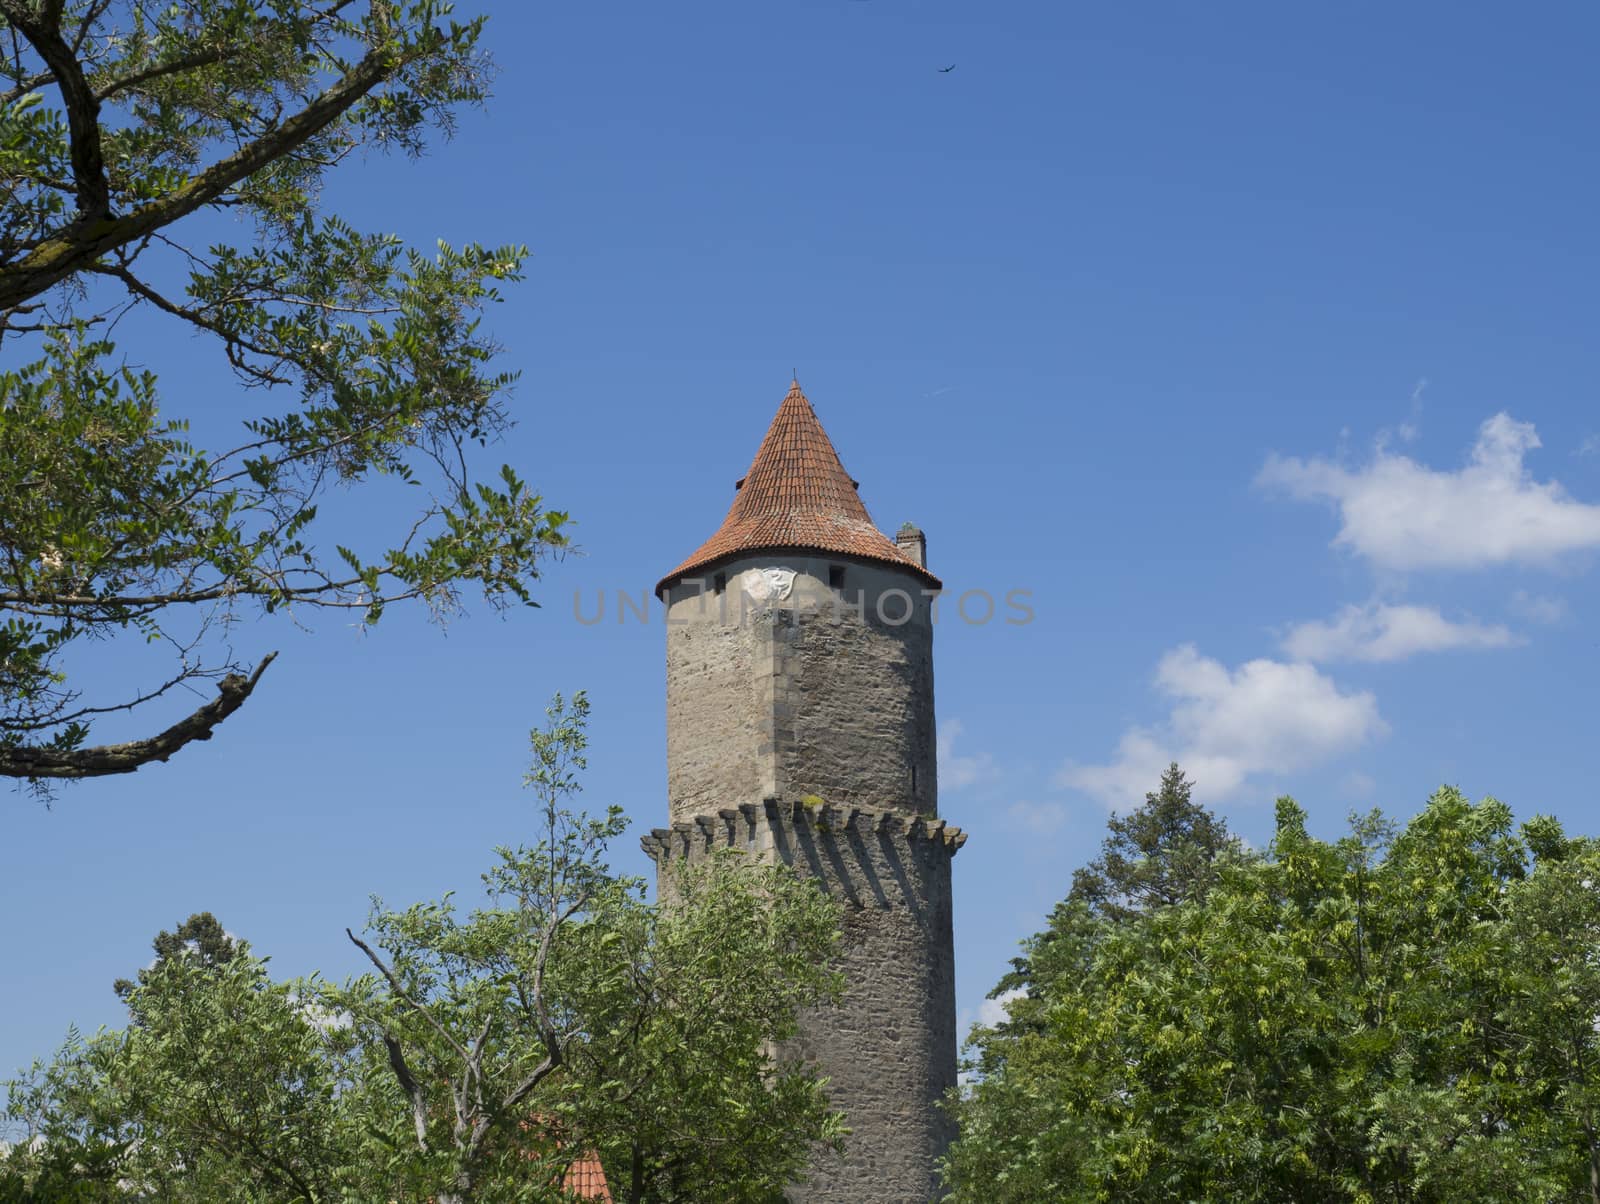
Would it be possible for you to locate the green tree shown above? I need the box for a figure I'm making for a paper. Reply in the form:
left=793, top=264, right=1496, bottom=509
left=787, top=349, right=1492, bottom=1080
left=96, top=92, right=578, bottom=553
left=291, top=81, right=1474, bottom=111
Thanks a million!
left=1068, top=762, right=1238, bottom=923
left=6, top=952, right=363, bottom=1202
left=0, top=0, right=568, bottom=787
left=945, top=786, right=1600, bottom=1203
left=563, top=854, right=846, bottom=1202
left=989, top=763, right=1244, bottom=1039
left=112, top=910, right=237, bottom=1000
left=3, top=695, right=843, bottom=1202
left=342, top=692, right=843, bottom=1202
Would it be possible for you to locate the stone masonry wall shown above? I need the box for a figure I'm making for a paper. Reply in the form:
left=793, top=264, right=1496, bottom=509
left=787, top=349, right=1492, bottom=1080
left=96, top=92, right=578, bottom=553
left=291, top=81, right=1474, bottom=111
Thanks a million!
left=644, top=801, right=963, bottom=1204
left=786, top=598, right=937, bottom=815
left=664, top=554, right=938, bottom=824
left=663, top=582, right=764, bottom=816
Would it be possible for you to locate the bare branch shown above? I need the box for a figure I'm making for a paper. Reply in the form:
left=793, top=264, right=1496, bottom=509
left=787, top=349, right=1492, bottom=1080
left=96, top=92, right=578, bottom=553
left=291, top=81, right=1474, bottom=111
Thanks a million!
left=0, top=651, right=276, bottom=780
left=4, top=661, right=211, bottom=733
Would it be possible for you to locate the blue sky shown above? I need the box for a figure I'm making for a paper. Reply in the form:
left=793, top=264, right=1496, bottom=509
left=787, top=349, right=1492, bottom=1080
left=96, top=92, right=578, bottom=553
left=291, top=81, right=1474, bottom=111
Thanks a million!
left=7, top=0, right=1600, bottom=1068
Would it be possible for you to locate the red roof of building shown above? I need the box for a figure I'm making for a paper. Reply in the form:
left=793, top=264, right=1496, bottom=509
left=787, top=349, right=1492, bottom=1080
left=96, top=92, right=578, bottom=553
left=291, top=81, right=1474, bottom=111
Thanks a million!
left=515, top=1116, right=611, bottom=1201
left=562, top=1152, right=612, bottom=1201
left=656, top=381, right=940, bottom=595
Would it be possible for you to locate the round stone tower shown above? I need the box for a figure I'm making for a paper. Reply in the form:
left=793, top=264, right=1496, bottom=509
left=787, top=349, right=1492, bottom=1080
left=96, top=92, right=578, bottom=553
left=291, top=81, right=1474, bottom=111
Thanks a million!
left=647, top=381, right=963, bottom=1204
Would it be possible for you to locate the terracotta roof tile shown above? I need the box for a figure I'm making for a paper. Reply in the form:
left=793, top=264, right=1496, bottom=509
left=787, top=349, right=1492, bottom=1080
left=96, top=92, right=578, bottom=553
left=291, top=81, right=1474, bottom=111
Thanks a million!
left=562, top=1152, right=612, bottom=1201
left=515, top=1116, right=611, bottom=1201
left=656, top=381, right=940, bottom=595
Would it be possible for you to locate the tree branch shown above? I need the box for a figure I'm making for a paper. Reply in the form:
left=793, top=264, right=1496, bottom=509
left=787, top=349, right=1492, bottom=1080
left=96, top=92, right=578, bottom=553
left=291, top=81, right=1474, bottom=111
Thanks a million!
left=0, top=0, right=109, bottom=218
left=95, top=43, right=237, bottom=102
left=3, top=660, right=204, bottom=734
left=496, top=896, right=584, bottom=1122
left=0, top=68, right=55, bottom=106
left=0, top=44, right=395, bottom=308
left=0, top=570, right=408, bottom=613
left=91, top=260, right=295, bottom=383
left=0, top=651, right=276, bottom=779
left=345, top=926, right=474, bottom=1067
left=381, top=1032, right=431, bottom=1152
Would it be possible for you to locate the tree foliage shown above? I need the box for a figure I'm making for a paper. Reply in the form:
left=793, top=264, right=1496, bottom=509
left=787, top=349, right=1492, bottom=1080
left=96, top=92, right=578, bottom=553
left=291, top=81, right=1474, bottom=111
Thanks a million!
left=5, top=950, right=362, bottom=1202
left=1068, top=762, right=1239, bottom=923
left=992, top=763, right=1247, bottom=1028
left=0, top=0, right=567, bottom=786
left=2, top=695, right=843, bottom=1202
left=111, top=909, right=237, bottom=1000
left=945, top=783, right=1600, bottom=1203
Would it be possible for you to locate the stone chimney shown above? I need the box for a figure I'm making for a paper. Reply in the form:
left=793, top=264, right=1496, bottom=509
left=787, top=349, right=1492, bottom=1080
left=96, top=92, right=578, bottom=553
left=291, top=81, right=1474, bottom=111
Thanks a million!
left=896, top=522, right=927, bottom=570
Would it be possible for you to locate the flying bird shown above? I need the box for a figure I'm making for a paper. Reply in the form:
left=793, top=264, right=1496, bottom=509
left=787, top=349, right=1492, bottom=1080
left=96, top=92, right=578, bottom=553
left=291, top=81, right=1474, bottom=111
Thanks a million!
left=938, top=63, right=956, bottom=73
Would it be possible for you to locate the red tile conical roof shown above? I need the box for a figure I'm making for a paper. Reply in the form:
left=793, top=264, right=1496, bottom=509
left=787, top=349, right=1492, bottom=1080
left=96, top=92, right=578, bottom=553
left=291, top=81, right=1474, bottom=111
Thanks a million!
left=656, top=382, right=940, bottom=595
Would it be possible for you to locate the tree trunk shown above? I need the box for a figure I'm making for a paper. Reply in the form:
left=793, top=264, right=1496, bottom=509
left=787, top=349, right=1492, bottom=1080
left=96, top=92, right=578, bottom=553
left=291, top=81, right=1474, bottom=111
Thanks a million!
left=438, top=1166, right=474, bottom=1204
left=1588, top=1130, right=1599, bottom=1204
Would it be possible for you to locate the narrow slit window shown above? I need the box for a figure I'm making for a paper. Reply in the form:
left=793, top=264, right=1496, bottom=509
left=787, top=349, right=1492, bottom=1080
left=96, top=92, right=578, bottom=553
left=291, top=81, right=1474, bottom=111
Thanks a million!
left=712, top=572, right=726, bottom=595
left=828, top=564, right=846, bottom=591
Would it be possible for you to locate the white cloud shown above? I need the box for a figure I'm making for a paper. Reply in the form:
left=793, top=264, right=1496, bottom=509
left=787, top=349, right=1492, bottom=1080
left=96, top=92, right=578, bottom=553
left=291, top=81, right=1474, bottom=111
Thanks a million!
left=1281, top=602, right=1520, bottom=663
left=1511, top=590, right=1568, bottom=625
left=295, top=995, right=353, bottom=1033
left=937, top=719, right=996, bottom=792
left=1057, top=645, right=1385, bottom=809
left=1260, top=413, right=1600, bottom=570
left=977, top=987, right=1027, bottom=1027
left=1004, top=799, right=1066, bottom=835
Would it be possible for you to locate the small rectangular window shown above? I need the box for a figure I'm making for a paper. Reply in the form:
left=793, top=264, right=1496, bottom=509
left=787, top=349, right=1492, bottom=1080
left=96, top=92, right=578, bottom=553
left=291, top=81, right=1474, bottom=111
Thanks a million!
left=828, top=565, right=846, bottom=591
left=712, top=572, right=726, bottom=595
